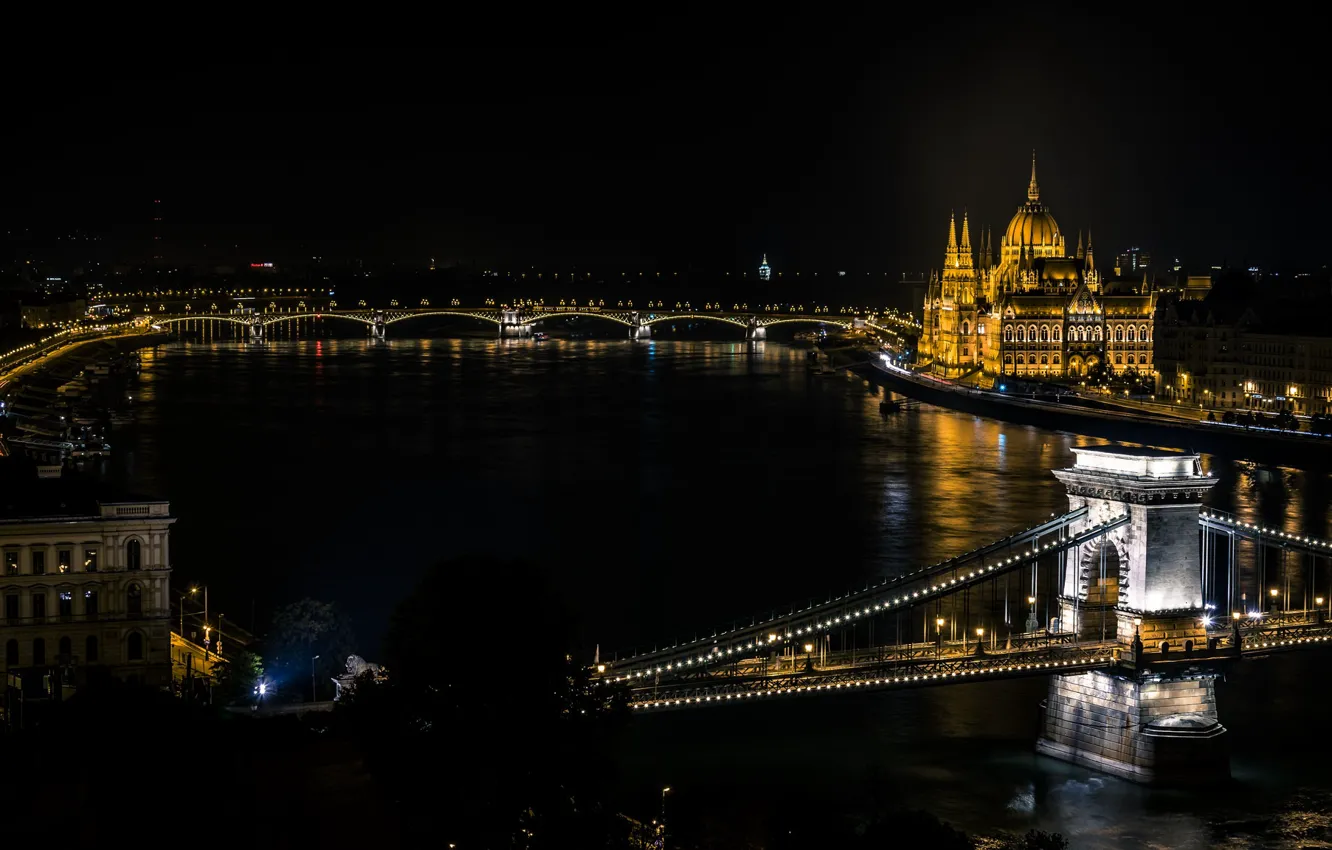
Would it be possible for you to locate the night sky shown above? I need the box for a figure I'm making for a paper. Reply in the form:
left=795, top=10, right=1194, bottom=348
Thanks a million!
left=7, top=8, right=1326, bottom=278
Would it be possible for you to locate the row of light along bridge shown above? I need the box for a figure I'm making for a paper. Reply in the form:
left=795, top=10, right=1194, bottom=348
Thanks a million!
left=593, top=446, right=1332, bottom=784
left=147, top=303, right=919, bottom=341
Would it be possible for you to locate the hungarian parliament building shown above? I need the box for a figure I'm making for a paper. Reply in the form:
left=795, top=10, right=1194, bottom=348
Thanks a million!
left=919, top=157, right=1155, bottom=382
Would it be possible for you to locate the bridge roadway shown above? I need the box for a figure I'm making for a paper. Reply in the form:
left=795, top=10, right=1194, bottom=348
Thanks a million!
left=150, top=305, right=920, bottom=338
left=627, top=614, right=1332, bottom=711
left=602, top=511, right=1129, bottom=683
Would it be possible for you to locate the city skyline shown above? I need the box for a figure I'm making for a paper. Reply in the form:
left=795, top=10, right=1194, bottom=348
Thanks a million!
left=3, top=9, right=1326, bottom=279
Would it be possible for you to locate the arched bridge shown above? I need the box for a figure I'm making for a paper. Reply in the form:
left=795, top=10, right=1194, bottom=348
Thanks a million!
left=593, top=446, right=1332, bottom=785
left=152, top=306, right=917, bottom=341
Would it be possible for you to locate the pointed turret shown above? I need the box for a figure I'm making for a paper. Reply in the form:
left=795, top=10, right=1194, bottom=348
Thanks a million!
left=947, top=210, right=958, bottom=250
left=1085, top=230, right=1095, bottom=271
left=1076, top=230, right=1085, bottom=260
left=961, top=209, right=972, bottom=252
left=1028, top=150, right=1040, bottom=201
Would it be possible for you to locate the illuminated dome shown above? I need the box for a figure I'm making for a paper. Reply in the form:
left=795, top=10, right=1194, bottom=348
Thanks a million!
left=999, top=154, right=1064, bottom=264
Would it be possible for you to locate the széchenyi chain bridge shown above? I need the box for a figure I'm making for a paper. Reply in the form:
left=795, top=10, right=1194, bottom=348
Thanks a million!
left=593, top=446, right=1332, bottom=783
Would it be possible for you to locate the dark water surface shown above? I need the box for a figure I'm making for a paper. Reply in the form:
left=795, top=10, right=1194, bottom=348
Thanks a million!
left=111, top=336, right=1332, bottom=848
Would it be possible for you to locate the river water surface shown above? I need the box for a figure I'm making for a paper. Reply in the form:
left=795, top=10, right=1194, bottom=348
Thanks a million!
left=109, top=334, right=1332, bottom=848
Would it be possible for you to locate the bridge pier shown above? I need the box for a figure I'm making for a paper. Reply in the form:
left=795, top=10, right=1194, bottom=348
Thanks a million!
left=249, top=319, right=264, bottom=341
left=371, top=311, right=387, bottom=339
left=745, top=316, right=766, bottom=340
left=1040, top=446, right=1227, bottom=784
left=499, top=309, right=532, bottom=338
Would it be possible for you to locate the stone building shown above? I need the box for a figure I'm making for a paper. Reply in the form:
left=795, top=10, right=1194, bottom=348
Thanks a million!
left=919, top=156, right=1157, bottom=382
left=1154, top=295, right=1332, bottom=414
left=0, top=476, right=174, bottom=698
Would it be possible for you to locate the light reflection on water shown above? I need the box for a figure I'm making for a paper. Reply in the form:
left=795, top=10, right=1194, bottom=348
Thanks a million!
left=112, top=335, right=1331, bottom=847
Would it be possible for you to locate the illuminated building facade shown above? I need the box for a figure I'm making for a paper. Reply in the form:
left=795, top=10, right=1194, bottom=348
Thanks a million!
left=920, top=156, right=1157, bottom=381
left=758, top=254, right=772, bottom=281
left=0, top=484, right=175, bottom=697
left=1154, top=298, right=1332, bottom=414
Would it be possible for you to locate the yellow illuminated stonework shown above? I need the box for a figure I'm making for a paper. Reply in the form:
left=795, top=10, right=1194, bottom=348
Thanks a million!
left=919, top=155, right=1156, bottom=382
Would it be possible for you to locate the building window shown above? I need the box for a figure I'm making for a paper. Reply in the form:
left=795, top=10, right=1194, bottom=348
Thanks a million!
left=33, top=638, right=45, bottom=667
left=1004, top=325, right=1013, bottom=342
left=126, top=539, right=141, bottom=571
left=4, top=594, right=16, bottom=620
left=1040, top=355, right=1048, bottom=365
left=1128, top=354, right=1137, bottom=365
left=1140, top=324, right=1148, bottom=341
left=1053, top=354, right=1061, bottom=365
left=961, top=320, right=970, bottom=335
left=32, top=594, right=46, bottom=621
left=1017, top=327, right=1025, bottom=342
left=1115, top=354, right=1123, bottom=364
left=1017, top=355, right=1025, bottom=365
left=58, top=550, right=71, bottom=574
left=1041, top=326, right=1049, bottom=342
left=58, top=591, right=72, bottom=618
left=127, top=632, right=144, bottom=662
left=5, top=552, right=17, bottom=576
left=1053, top=327, right=1061, bottom=342
left=127, top=584, right=142, bottom=617
left=86, top=636, right=98, bottom=663
left=84, top=549, right=98, bottom=572
left=85, top=590, right=99, bottom=618
left=1127, top=326, right=1136, bottom=342
left=1028, top=325, right=1037, bottom=341
left=5, top=640, right=16, bottom=667
left=31, top=551, right=45, bottom=576
left=58, top=636, right=71, bottom=662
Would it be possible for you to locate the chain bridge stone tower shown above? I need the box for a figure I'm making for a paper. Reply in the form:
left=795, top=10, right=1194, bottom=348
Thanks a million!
left=1038, top=446, right=1229, bottom=784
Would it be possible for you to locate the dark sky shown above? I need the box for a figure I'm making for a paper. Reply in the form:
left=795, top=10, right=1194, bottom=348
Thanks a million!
left=6, top=7, right=1327, bottom=277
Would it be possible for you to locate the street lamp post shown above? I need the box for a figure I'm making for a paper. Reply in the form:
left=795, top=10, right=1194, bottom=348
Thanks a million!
left=312, top=654, right=320, bottom=703
left=1026, top=595, right=1039, bottom=634
left=975, top=627, right=985, bottom=656
left=935, top=618, right=944, bottom=660
left=803, top=643, right=813, bottom=672
left=660, top=787, right=671, bottom=850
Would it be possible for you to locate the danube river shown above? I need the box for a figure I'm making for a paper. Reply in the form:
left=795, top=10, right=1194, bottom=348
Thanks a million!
left=110, top=334, right=1332, bottom=848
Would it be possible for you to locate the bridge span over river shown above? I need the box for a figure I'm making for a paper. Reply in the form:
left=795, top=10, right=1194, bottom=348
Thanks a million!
left=595, top=446, right=1332, bottom=784
left=151, top=305, right=918, bottom=341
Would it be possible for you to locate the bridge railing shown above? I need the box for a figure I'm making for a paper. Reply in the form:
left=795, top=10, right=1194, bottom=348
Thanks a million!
left=628, top=639, right=1118, bottom=711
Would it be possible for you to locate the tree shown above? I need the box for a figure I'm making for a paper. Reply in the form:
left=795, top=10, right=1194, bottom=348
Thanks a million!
left=210, top=648, right=264, bottom=704
left=335, top=557, right=628, bottom=847
left=1207, top=411, right=1216, bottom=422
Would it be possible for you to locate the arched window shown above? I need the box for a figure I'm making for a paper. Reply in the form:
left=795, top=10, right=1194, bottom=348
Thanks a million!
left=1139, top=324, right=1148, bottom=341
left=1040, top=355, right=1048, bottom=365
left=961, top=320, right=970, bottom=335
left=1094, top=326, right=1103, bottom=342
left=5, top=639, right=16, bottom=666
left=1073, top=327, right=1082, bottom=342
left=1115, top=325, right=1124, bottom=342
left=1053, top=326, right=1061, bottom=342
left=86, top=635, right=99, bottom=663
left=1053, top=354, right=1061, bottom=365
left=1017, top=354, right=1025, bottom=365
left=126, top=539, right=141, bottom=571
left=1115, top=354, right=1123, bottom=364
left=58, top=636, right=71, bottom=662
left=127, top=632, right=144, bottom=662
left=33, top=638, right=45, bottom=666
left=1004, top=325, right=1013, bottom=342
left=127, top=584, right=142, bottom=617
left=1128, top=354, right=1136, bottom=365
left=1127, top=326, right=1136, bottom=342
left=1028, top=325, right=1037, bottom=341
left=1016, top=326, right=1025, bottom=342
left=1040, top=326, right=1049, bottom=342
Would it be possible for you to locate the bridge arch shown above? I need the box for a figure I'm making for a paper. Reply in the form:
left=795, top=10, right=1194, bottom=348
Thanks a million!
left=260, top=312, right=374, bottom=327
left=756, top=317, right=853, bottom=331
left=639, top=313, right=747, bottom=329
left=524, top=311, right=635, bottom=328
left=383, top=310, right=504, bottom=327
